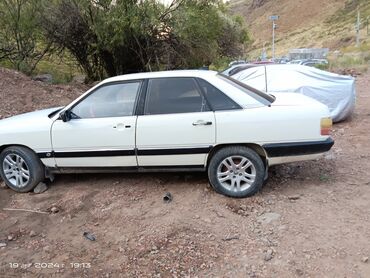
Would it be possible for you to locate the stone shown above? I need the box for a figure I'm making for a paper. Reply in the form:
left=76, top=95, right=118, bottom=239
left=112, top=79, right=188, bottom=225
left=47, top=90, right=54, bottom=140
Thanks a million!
left=203, top=218, right=212, bottom=223
left=50, top=206, right=59, bottom=214
left=257, top=212, right=281, bottom=225
left=72, top=75, right=86, bottom=84
left=295, top=269, right=304, bottom=276
left=33, top=182, right=48, bottom=194
left=362, top=256, right=369, bottom=263
left=33, top=74, right=53, bottom=83
left=0, top=242, right=7, bottom=248
left=288, top=195, right=300, bottom=200
left=264, top=249, right=274, bottom=261
left=29, top=230, right=37, bottom=237
left=7, top=235, right=14, bottom=241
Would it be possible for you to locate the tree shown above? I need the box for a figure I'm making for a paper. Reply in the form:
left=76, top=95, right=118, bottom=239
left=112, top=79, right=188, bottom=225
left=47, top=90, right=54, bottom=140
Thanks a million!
left=0, top=0, right=51, bottom=74
left=41, top=0, right=250, bottom=81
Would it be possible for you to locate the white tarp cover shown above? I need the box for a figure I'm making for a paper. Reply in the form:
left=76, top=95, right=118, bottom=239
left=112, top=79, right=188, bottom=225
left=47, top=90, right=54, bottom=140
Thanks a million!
left=232, top=65, right=356, bottom=122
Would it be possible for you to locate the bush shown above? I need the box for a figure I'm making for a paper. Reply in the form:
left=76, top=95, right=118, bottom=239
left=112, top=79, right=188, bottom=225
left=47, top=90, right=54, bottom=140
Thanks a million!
left=41, top=0, right=250, bottom=81
left=0, top=0, right=51, bottom=74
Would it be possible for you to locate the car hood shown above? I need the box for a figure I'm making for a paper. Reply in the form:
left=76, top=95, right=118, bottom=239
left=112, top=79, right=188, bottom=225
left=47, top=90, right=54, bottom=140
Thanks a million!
left=0, top=107, right=62, bottom=132
left=271, top=93, right=327, bottom=108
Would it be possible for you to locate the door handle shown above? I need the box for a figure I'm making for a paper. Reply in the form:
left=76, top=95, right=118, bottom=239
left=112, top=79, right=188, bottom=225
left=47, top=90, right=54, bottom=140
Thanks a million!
left=192, top=120, right=213, bottom=126
left=113, top=123, right=130, bottom=129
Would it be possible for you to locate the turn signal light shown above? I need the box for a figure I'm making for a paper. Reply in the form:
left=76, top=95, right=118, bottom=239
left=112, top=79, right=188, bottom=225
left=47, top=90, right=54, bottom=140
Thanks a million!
left=321, top=117, right=333, bottom=135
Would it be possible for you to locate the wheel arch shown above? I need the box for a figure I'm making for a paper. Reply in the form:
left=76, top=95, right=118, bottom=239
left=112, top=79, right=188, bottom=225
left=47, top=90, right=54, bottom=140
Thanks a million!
left=206, top=143, right=268, bottom=168
left=0, top=144, right=41, bottom=159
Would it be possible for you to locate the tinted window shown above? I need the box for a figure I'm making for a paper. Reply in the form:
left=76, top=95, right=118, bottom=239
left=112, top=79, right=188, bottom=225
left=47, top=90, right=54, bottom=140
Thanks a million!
left=71, top=82, right=141, bottom=119
left=217, top=74, right=275, bottom=105
left=145, top=78, right=209, bottom=115
left=197, top=78, right=241, bottom=111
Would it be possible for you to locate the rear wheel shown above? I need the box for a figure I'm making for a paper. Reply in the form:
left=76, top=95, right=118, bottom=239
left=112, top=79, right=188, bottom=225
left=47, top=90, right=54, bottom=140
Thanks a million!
left=0, top=146, right=44, bottom=192
left=208, top=146, right=265, bottom=198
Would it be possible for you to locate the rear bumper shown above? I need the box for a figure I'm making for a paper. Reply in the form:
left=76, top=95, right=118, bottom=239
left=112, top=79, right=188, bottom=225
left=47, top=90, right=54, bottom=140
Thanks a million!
left=263, top=138, right=334, bottom=157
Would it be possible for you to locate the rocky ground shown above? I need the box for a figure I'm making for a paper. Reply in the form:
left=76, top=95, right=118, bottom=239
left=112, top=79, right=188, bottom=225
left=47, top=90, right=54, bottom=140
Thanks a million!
left=0, top=68, right=369, bottom=277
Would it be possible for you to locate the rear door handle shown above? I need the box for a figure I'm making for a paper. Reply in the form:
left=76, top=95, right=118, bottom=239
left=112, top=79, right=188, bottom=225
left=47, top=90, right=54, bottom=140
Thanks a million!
left=192, top=120, right=213, bottom=126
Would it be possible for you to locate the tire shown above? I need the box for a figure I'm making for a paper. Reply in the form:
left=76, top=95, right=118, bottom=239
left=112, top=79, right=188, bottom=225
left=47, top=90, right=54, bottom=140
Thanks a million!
left=208, top=146, right=265, bottom=198
left=0, top=146, right=44, bottom=193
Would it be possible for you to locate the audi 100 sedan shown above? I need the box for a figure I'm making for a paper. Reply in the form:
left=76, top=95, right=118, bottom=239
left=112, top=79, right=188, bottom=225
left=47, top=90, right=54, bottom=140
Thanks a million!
left=0, top=70, right=334, bottom=198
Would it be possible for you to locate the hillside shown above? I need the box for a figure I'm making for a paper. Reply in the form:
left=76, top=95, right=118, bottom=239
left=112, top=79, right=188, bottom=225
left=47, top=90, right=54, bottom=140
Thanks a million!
left=229, top=0, right=370, bottom=58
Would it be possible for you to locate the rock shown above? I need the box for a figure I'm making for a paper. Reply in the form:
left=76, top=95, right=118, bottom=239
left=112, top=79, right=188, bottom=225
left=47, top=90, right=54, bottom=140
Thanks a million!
left=215, top=211, right=225, bottom=218
left=288, top=195, right=300, bottom=200
left=33, top=74, right=53, bottom=83
left=203, top=218, right=212, bottom=223
left=72, top=75, right=86, bottom=84
left=163, top=192, right=172, bottom=203
left=0, top=182, right=7, bottom=189
left=50, top=206, right=59, bottom=214
left=295, top=269, right=304, bottom=276
left=29, top=230, right=37, bottom=237
left=0, top=242, right=7, bottom=248
left=324, top=153, right=336, bottom=160
left=264, top=249, right=274, bottom=261
left=151, top=246, right=159, bottom=254
left=83, top=232, right=96, bottom=241
left=362, top=256, right=369, bottom=263
left=7, top=235, right=15, bottom=241
left=43, top=246, right=50, bottom=252
left=33, top=182, right=48, bottom=194
left=257, top=212, right=281, bottom=225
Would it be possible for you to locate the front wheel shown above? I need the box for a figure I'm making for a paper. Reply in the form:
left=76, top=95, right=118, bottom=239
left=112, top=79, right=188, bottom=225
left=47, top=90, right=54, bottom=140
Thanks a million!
left=0, top=146, right=44, bottom=192
left=208, top=146, right=265, bottom=198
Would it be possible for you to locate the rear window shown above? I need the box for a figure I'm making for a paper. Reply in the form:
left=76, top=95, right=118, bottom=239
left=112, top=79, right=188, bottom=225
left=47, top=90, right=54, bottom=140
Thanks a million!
left=217, top=74, right=275, bottom=105
left=197, top=78, right=241, bottom=111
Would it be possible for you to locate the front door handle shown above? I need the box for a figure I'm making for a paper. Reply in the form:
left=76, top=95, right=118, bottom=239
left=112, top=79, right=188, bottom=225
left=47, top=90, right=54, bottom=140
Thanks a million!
left=113, top=123, right=131, bottom=130
left=192, top=120, right=213, bottom=126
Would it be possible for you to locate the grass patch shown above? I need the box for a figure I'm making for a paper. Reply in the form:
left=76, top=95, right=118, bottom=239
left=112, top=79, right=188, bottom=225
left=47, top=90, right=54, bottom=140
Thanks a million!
left=328, top=52, right=370, bottom=73
left=33, top=52, right=82, bottom=84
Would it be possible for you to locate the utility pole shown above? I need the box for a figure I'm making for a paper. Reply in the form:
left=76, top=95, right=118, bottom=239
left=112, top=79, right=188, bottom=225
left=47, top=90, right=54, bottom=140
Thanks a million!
left=269, top=15, right=279, bottom=59
left=356, top=8, right=361, bottom=47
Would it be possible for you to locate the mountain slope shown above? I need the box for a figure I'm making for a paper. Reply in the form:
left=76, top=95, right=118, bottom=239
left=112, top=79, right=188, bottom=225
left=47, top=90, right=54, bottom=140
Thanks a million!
left=229, top=0, right=370, bottom=57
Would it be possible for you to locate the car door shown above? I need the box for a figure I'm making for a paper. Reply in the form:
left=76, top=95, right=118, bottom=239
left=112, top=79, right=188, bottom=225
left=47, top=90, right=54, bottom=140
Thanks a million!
left=51, top=81, right=142, bottom=168
left=136, top=77, right=215, bottom=167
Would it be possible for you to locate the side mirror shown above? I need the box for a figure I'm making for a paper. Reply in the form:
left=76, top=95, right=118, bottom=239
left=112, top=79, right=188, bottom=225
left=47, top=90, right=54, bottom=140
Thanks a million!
left=60, top=110, right=71, bottom=122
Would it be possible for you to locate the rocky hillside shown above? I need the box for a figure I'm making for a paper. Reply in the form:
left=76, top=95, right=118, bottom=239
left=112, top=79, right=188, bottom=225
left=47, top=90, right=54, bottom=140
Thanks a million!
left=229, top=0, right=370, bottom=57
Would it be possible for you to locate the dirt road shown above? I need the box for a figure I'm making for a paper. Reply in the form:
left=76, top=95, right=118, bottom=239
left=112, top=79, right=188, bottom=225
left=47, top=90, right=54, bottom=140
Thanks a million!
left=0, top=68, right=369, bottom=277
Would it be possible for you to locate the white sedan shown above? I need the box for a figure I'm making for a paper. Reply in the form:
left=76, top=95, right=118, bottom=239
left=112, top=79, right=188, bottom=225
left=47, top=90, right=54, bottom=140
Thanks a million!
left=0, top=70, right=334, bottom=198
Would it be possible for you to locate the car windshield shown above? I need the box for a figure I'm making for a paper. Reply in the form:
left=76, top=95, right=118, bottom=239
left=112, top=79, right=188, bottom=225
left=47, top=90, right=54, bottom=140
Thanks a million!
left=217, top=74, right=275, bottom=105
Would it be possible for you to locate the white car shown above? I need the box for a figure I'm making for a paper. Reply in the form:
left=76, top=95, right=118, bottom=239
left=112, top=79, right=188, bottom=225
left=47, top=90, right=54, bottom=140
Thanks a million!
left=0, top=70, right=334, bottom=198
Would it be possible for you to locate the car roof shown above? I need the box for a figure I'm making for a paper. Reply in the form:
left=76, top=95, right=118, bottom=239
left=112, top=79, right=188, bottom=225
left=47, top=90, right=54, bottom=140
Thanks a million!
left=101, top=70, right=218, bottom=84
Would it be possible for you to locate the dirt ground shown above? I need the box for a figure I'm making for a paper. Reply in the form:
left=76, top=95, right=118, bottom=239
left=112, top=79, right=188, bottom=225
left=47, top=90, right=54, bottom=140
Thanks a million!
left=0, top=68, right=369, bottom=278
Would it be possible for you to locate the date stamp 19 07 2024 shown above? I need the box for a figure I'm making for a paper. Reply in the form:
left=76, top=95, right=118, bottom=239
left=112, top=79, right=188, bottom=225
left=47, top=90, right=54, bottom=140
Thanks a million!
left=8, top=262, right=91, bottom=270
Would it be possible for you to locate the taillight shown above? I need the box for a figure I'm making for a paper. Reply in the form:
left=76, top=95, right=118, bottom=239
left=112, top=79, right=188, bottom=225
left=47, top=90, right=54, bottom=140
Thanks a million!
left=321, top=117, right=332, bottom=135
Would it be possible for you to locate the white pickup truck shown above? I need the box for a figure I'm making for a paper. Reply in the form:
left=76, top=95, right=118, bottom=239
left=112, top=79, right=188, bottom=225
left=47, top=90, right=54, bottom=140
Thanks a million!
left=0, top=70, right=334, bottom=198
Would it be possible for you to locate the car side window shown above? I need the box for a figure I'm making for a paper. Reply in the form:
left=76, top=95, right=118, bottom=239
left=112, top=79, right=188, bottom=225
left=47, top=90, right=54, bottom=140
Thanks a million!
left=197, top=78, right=241, bottom=111
left=144, top=78, right=209, bottom=115
left=71, top=82, right=141, bottom=119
